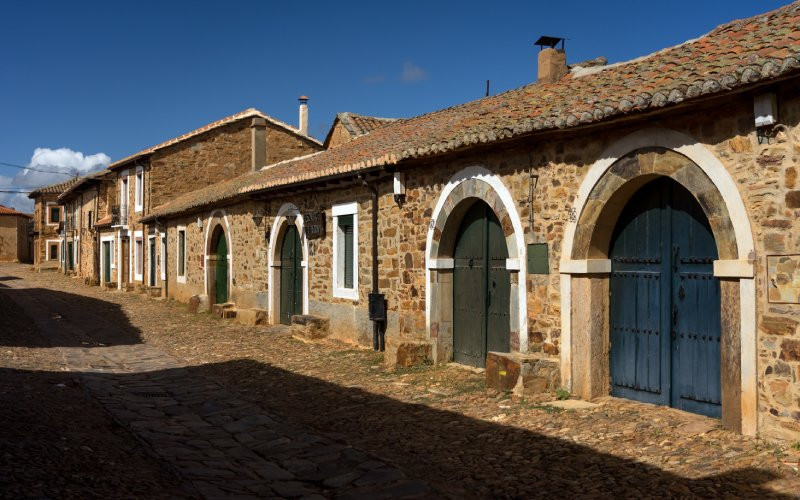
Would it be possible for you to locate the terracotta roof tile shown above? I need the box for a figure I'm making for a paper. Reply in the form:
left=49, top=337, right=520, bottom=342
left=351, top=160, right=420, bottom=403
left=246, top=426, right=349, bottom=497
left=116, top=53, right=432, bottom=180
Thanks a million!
left=0, top=204, right=31, bottom=217
left=146, top=2, right=800, bottom=220
left=57, top=169, right=113, bottom=201
left=27, top=177, right=81, bottom=198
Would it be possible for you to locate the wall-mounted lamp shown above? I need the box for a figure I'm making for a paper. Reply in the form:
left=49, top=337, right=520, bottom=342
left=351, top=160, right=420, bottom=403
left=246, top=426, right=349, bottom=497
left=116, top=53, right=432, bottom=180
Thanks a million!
left=251, top=210, right=264, bottom=228
left=196, top=217, right=203, bottom=230
left=393, top=171, right=406, bottom=205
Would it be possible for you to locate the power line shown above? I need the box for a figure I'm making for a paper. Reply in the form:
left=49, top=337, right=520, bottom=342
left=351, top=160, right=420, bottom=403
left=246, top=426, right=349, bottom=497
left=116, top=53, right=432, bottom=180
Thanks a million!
left=0, top=189, right=33, bottom=194
left=0, top=161, right=78, bottom=176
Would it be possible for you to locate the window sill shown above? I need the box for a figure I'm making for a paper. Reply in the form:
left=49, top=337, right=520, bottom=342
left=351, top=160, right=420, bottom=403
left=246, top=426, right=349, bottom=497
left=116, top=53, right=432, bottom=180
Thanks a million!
left=333, top=286, right=358, bottom=301
left=177, top=276, right=186, bottom=284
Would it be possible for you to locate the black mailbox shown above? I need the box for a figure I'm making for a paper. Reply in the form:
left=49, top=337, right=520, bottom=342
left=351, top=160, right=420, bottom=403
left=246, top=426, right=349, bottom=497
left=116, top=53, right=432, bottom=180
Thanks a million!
left=368, top=293, right=386, bottom=322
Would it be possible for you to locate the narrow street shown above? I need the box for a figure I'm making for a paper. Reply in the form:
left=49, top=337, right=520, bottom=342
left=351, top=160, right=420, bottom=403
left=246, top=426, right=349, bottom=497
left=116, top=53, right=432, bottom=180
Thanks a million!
left=1, top=262, right=799, bottom=498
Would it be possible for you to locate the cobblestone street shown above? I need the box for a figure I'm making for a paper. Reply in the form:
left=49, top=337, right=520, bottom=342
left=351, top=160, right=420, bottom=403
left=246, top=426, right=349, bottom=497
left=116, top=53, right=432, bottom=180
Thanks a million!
left=2, top=262, right=800, bottom=498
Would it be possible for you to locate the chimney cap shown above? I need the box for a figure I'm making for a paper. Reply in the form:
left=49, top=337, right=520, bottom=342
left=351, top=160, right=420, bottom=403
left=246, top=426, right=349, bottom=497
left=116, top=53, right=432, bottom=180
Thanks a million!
left=298, top=95, right=309, bottom=102
left=535, top=36, right=564, bottom=50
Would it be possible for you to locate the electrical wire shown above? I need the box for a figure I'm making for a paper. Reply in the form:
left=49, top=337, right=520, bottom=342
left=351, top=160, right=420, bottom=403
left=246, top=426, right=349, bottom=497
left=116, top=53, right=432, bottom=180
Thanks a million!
left=0, top=161, right=78, bottom=176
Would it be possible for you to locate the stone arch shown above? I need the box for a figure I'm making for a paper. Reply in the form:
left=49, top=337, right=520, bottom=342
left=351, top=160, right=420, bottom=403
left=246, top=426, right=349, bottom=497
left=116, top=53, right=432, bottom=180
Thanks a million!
left=560, top=128, right=756, bottom=435
left=203, top=209, right=233, bottom=303
left=425, top=166, right=527, bottom=363
left=267, top=203, right=309, bottom=324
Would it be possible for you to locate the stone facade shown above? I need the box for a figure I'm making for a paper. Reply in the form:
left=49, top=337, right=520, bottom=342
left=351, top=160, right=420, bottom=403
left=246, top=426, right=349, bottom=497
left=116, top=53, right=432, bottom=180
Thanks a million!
left=154, top=80, right=800, bottom=441
left=0, top=212, right=31, bottom=262
left=31, top=193, right=63, bottom=270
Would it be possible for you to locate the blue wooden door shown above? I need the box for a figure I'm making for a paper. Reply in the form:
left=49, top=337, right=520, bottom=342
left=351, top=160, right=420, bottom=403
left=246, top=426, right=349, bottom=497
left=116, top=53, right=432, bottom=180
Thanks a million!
left=453, top=202, right=510, bottom=367
left=609, top=178, right=721, bottom=418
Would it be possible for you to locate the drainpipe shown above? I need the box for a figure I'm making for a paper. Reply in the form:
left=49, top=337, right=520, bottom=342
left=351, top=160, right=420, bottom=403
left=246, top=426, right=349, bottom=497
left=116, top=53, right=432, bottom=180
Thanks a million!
left=359, top=174, right=385, bottom=351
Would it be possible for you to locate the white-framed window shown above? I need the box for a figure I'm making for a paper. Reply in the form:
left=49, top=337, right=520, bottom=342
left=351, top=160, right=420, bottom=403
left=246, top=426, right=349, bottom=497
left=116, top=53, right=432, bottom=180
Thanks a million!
left=46, top=203, right=61, bottom=225
left=133, top=230, right=143, bottom=281
left=134, top=166, right=144, bottom=213
left=176, top=225, right=187, bottom=284
left=332, top=202, right=358, bottom=300
left=100, top=235, right=115, bottom=269
left=46, top=239, right=60, bottom=261
left=160, top=233, right=166, bottom=281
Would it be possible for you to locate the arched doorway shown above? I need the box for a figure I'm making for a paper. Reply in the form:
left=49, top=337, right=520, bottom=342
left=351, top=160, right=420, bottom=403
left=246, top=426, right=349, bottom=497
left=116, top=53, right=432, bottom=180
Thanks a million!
left=209, top=225, right=228, bottom=304
left=609, top=177, right=721, bottom=417
left=279, top=223, right=303, bottom=325
left=453, top=201, right=511, bottom=367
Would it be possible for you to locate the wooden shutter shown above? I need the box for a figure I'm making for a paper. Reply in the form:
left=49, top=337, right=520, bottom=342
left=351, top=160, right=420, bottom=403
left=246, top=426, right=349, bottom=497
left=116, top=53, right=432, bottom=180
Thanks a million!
left=178, top=231, right=185, bottom=276
left=339, top=215, right=354, bottom=289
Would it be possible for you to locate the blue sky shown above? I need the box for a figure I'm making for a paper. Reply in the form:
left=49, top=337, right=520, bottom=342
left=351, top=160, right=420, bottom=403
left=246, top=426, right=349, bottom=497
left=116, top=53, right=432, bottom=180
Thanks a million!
left=0, top=0, right=791, bottom=210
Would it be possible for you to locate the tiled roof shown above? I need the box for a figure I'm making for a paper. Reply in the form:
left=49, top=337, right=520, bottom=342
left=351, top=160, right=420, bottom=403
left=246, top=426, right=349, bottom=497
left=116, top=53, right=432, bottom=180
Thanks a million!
left=109, top=108, right=322, bottom=170
left=0, top=204, right=31, bottom=217
left=323, top=112, right=399, bottom=148
left=57, top=168, right=113, bottom=201
left=146, top=2, right=800, bottom=220
left=27, top=177, right=81, bottom=198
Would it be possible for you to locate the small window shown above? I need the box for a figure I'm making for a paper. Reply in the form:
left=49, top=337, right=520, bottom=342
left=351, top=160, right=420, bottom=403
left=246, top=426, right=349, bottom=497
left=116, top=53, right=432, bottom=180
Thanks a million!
left=177, top=229, right=186, bottom=279
left=160, top=234, right=166, bottom=281
left=332, top=202, right=358, bottom=300
left=134, top=167, right=144, bottom=212
left=87, top=211, right=93, bottom=228
left=49, top=243, right=58, bottom=260
left=49, top=206, right=60, bottom=223
left=134, top=234, right=143, bottom=280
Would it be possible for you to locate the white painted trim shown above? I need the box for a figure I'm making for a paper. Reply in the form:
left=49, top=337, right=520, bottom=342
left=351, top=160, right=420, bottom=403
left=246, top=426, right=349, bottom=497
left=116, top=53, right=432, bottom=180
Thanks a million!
left=147, top=234, right=156, bottom=286
left=45, top=239, right=60, bottom=261
left=267, top=203, right=311, bottom=324
left=559, top=259, right=612, bottom=275
left=506, top=258, right=521, bottom=272
left=559, top=127, right=757, bottom=436
left=134, top=166, right=144, bottom=213
left=45, top=202, right=61, bottom=226
left=203, top=209, right=233, bottom=300
left=100, top=235, right=115, bottom=284
left=713, top=259, right=755, bottom=278
left=176, top=225, right=187, bottom=284
left=425, top=166, right=529, bottom=353
left=133, top=230, right=143, bottom=282
left=160, top=233, right=166, bottom=281
left=428, top=258, right=454, bottom=270
left=332, top=201, right=359, bottom=301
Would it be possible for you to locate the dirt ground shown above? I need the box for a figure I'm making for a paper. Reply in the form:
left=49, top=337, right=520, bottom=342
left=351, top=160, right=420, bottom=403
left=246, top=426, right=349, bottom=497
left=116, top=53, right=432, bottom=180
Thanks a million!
left=2, top=262, right=800, bottom=498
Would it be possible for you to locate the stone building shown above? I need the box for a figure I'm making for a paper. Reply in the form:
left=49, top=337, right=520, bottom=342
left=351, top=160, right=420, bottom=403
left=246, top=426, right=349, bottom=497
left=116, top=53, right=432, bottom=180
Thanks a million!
left=142, top=3, right=800, bottom=441
left=323, top=112, right=398, bottom=149
left=56, top=169, right=117, bottom=285
left=103, top=107, right=323, bottom=296
left=0, top=204, right=32, bottom=262
left=28, top=177, right=79, bottom=271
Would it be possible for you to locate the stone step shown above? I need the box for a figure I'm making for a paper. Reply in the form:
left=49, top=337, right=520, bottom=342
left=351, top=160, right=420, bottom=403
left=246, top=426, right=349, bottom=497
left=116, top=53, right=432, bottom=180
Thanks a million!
left=234, top=308, right=268, bottom=326
left=211, top=302, right=236, bottom=318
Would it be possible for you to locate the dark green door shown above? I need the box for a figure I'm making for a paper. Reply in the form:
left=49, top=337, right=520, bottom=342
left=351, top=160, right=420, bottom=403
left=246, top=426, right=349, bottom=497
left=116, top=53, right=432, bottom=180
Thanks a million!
left=149, top=238, right=156, bottom=286
left=609, top=178, right=721, bottom=418
left=103, top=241, right=111, bottom=284
left=280, top=224, right=303, bottom=325
left=215, top=232, right=228, bottom=304
left=453, top=201, right=510, bottom=367
left=67, top=242, right=74, bottom=270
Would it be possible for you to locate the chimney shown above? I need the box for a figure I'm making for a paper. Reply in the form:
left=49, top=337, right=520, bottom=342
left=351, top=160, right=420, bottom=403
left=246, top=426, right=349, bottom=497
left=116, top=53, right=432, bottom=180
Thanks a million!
left=298, top=95, right=309, bottom=135
left=535, top=36, right=567, bottom=84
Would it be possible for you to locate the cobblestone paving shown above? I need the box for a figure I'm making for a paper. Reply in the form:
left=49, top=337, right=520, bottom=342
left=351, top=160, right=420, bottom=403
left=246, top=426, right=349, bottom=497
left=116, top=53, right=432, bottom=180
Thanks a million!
left=0, top=266, right=434, bottom=499
left=3, top=263, right=800, bottom=498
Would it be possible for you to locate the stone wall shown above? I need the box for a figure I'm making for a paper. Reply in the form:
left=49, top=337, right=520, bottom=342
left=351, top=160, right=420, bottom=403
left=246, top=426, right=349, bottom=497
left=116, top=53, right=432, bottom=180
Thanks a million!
left=156, top=81, right=800, bottom=440
left=0, top=215, right=29, bottom=262
left=32, top=194, right=61, bottom=269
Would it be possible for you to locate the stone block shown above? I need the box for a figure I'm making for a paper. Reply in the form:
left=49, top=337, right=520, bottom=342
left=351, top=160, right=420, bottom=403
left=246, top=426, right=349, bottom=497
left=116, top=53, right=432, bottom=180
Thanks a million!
left=384, top=337, right=432, bottom=369
left=211, top=302, right=235, bottom=318
left=147, top=287, right=162, bottom=298
left=290, top=314, right=331, bottom=340
left=188, top=294, right=209, bottom=314
left=485, top=352, right=561, bottom=396
left=234, top=308, right=268, bottom=326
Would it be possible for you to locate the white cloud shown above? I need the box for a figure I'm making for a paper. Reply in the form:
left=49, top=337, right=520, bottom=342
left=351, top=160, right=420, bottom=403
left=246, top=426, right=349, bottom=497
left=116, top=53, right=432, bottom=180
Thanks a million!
left=0, top=147, right=111, bottom=213
left=401, top=61, right=428, bottom=82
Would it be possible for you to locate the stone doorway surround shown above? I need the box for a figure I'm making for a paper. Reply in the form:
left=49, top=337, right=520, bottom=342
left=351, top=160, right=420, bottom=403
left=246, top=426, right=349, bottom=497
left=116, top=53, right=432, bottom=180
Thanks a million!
left=425, top=166, right=528, bottom=364
left=267, top=203, right=309, bottom=325
left=560, top=128, right=756, bottom=435
left=203, top=209, right=233, bottom=305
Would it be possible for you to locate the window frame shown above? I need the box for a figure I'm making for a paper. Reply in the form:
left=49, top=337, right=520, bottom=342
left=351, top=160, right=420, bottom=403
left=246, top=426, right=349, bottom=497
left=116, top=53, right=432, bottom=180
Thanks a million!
left=176, top=225, right=187, bottom=284
left=46, top=239, right=60, bottom=261
left=160, top=233, right=166, bottom=281
left=331, top=202, right=359, bottom=300
left=134, top=166, right=144, bottom=213
left=46, top=203, right=60, bottom=225
left=133, top=230, right=143, bottom=282
left=100, top=235, right=115, bottom=270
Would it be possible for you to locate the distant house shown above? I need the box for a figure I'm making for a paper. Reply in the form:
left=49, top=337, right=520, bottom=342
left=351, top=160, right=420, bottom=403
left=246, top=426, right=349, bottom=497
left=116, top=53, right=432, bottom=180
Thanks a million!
left=27, top=177, right=79, bottom=270
left=0, top=204, right=32, bottom=263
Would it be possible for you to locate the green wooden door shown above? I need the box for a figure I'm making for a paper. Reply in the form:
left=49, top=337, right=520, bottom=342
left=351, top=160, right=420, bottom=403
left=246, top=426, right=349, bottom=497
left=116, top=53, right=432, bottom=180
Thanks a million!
left=453, top=202, right=510, bottom=367
left=67, top=242, right=74, bottom=270
left=103, top=241, right=111, bottom=284
left=149, top=238, right=156, bottom=286
left=215, top=232, right=228, bottom=304
left=280, top=224, right=303, bottom=325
